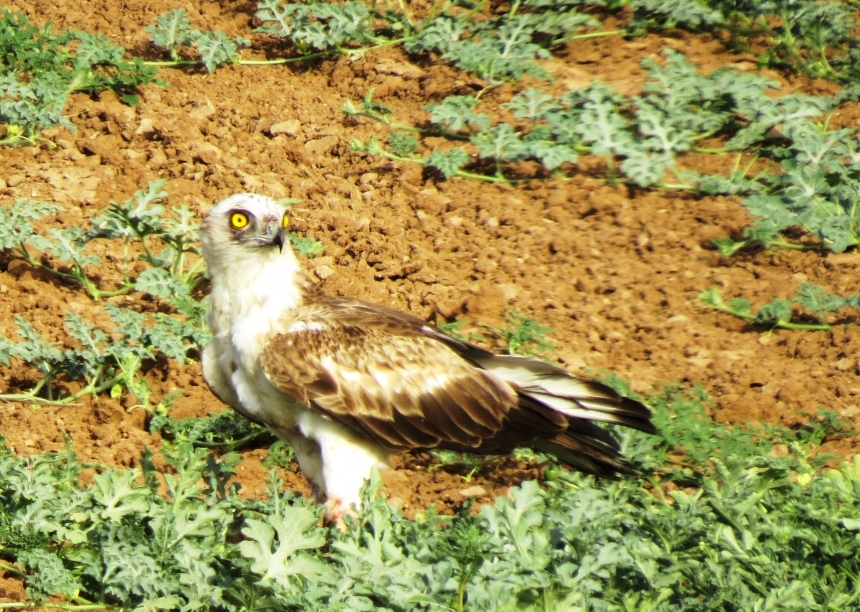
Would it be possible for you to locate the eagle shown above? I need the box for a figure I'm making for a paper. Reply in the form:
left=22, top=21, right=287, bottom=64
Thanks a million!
left=200, top=193, right=656, bottom=521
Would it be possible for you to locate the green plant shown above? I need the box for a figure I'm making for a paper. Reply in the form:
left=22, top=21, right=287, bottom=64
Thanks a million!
left=0, top=305, right=198, bottom=407
left=427, top=449, right=498, bottom=482
left=352, top=49, right=860, bottom=253
left=4, top=383, right=859, bottom=610
left=628, top=0, right=860, bottom=83
left=287, top=233, right=325, bottom=258
left=488, top=310, right=555, bottom=358
left=143, top=0, right=628, bottom=86
left=348, top=51, right=731, bottom=184
left=0, top=181, right=205, bottom=301
left=9, top=0, right=860, bottom=147
left=439, top=310, right=553, bottom=357
left=0, top=9, right=161, bottom=145
left=146, top=8, right=251, bottom=72
left=0, top=183, right=213, bottom=406
left=405, top=0, right=606, bottom=88
left=437, top=319, right=486, bottom=344
left=255, top=0, right=389, bottom=52
left=149, top=409, right=274, bottom=451
left=146, top=2, right=414, bottom=73
left=700, top=283, right=860, bottom=331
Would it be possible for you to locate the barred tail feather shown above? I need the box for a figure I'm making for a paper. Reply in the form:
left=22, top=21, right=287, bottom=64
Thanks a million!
left=473, top=353, right=655, bottom=432
left=472, top=352, right=655, bottom=474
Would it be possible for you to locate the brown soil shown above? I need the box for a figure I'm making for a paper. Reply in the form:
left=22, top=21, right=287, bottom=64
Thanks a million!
left=2, top=0, right=860, bottom=547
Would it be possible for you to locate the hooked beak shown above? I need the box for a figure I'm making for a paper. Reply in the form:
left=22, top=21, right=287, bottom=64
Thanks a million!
left=263, top=218, right=286, bottom=252
left=273, top=227, right=286, bottom=252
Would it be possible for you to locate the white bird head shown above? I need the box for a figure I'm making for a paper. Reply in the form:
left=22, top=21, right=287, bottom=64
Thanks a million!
left=201, top=193, right=294, bottom=272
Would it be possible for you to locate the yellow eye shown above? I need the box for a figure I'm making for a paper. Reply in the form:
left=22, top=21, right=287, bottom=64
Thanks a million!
left=281, top=214, right=290, bottom=229
left=230, top=212, right=248, bottom=229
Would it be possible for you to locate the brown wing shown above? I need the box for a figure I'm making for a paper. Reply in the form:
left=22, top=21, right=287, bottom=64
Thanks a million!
left=260, top=293, right=654, bottom=474
left=259, top=310, right=520, bottom=451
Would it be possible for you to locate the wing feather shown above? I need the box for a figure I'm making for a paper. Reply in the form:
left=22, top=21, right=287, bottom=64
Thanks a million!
left=260, top=318, right=519, bottom=451
left=259, top=293, right=655, bottom=474
left=419, top=386, right=485, bottom=444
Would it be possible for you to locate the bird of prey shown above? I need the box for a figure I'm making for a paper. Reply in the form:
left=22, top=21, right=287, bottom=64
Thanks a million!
left=200, top=193, right=656, bottom=521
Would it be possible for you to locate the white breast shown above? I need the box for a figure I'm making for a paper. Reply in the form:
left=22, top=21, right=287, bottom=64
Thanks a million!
left=206, top=249, right=309, bottom=433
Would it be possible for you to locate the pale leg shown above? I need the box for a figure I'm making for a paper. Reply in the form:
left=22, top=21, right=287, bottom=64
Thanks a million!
left=297, top=412, right=389, bottom=521
left=282, top=432, right=326, bottom=501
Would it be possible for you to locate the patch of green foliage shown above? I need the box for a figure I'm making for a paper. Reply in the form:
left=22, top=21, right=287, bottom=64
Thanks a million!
left=351, top=50, right=860, bottom=253
left=0, top=182, right=325, bottom=408
left=438, top=310, right=553, bottom=358
left=0, top=9, right=161, bottom=145
left=0, top=181, right=207, bottom=406
left=149, top=408, right=275, bottom=451
left=144, top=0, right=860, bottom=87
left=701, top=283, right=860, bottom=331
left=403, top=0, right=604, bottom=87
left=255, top=0, right=392, bottom=52
left=0, top=180, right=205, bottom=301
left=149, top=0, right=610, bottom=85
left=491, top=310, right=555, bottom=358
left=288, top=232, right=326, bottom=258
left=0, top=307, right=197, bottom=407
left=251, top=0, right=860, bottom=88
left=0, top=386, right=858, bottom=610
left=629, top=0, right=860, bottom=83
left=9, top=0, right=860, bottom=145
left=146, top=8, right=251, bottom=72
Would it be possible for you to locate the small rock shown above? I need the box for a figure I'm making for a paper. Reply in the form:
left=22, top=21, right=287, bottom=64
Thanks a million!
left=314, top=265, right=335, bottom=280
left=497, top=283, right=518, bottom=302
left=304, top=135, right=339, bottom=155
left=769, top=444, right=789, bottom=458
left=148, top=148, right=168, bottom=169
left=833, top=357, right=856, bottom=372
left=375, top=59, right=426, bottom=79
left=135, top=117, right=155, bottom=135
left=458, top=485, right=487, bottom=498
left=194, top=142, right=222, bottom=165
left=686, top=357, right=713, bottom=369
left=827, top=252, right=860, bottom=266
left=415, top=187, right=452, bottom=213
left=189, top=99, right=215, bottom=121
left=270, top=119, right=301, bottom=137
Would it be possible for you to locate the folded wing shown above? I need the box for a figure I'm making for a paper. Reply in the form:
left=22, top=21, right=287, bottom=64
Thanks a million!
left=260, top=296, right=654, bottom=475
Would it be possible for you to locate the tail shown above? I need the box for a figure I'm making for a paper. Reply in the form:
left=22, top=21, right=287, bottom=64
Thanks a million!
left=471, top=353, right=656, bottom=476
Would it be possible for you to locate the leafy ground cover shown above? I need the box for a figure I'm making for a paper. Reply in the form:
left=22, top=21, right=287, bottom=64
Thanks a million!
left=2, top=388, right=858, bottom=611
left=1, top=0, right=860, bottom=608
